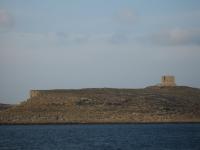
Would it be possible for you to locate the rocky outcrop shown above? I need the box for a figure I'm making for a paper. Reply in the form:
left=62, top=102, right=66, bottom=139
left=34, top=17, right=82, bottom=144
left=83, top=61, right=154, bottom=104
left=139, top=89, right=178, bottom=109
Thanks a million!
left=0, top=86, right=200, bottom=124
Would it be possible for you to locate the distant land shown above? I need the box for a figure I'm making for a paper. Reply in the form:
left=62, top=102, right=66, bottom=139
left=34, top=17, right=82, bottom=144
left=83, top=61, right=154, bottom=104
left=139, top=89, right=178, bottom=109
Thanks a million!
left=0, top=86, right=200, bottom=124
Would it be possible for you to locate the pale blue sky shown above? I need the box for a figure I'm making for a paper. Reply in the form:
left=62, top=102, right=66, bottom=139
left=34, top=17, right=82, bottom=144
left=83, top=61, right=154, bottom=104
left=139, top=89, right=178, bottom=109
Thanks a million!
left=0, top=0, right=200, bottom=103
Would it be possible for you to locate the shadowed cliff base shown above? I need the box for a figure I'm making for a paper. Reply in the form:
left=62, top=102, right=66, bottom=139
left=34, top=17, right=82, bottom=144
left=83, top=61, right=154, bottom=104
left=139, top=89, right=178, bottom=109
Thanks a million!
left=0, top=86, right=200, bottom=124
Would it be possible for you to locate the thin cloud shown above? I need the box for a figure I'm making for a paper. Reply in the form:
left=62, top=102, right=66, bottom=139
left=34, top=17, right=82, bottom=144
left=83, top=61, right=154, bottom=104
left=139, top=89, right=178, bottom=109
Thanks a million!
left=108, top=33, right=130, bottom=44
left=148, top=29, right=200, bottom=46
left=115, top=8, right=138, bottom=25
left=0, top=9, right=14, bottom=31
left=0, top=31, right=90, bottom=49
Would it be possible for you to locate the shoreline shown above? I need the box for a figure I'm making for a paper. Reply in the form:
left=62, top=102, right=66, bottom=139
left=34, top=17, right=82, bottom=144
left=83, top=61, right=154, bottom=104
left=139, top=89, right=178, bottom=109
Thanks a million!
left=1, top=121, right=200, bottom=125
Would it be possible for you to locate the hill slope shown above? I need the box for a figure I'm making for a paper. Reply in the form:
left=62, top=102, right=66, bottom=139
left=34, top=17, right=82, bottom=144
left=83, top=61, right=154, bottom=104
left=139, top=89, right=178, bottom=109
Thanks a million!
left=0, top=86, right=200, bottom=124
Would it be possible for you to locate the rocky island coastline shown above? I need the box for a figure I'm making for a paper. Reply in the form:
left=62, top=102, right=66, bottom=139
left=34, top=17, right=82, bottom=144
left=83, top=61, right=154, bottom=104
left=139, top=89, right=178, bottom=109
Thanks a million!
left=0, top=85, right=200, bottom=124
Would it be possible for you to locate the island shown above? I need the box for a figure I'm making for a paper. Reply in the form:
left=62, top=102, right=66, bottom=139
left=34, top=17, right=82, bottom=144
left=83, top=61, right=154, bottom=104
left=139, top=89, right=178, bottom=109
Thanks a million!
left=0, top=76, right=200, bottom=124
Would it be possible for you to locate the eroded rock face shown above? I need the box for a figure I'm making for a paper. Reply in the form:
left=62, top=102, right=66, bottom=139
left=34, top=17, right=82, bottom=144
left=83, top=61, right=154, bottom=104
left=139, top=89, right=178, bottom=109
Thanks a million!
left=0, top=87, right=200, bottom=124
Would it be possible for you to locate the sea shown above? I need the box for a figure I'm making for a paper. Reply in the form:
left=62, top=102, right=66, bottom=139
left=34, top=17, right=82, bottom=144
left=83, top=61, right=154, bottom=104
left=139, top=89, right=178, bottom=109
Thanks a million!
left=0, top=124, right=200, bottom=150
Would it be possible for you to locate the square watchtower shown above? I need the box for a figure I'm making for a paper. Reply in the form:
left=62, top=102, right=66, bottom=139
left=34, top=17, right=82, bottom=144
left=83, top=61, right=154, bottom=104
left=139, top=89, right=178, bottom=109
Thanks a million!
left=161, top=75, right=176, bottom=86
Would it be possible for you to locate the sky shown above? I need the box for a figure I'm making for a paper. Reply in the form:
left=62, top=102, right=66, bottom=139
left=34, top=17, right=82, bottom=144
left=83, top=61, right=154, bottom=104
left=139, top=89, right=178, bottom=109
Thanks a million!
left=0, top=0, right=200, bottom=103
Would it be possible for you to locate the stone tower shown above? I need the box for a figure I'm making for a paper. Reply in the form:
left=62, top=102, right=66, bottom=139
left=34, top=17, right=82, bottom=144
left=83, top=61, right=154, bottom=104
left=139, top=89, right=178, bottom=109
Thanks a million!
left=160, top=75, right=176, bottom=87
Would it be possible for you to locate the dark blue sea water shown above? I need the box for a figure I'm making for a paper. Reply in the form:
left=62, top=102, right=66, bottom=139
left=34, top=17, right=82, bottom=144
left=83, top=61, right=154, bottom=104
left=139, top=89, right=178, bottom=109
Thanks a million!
left=0, top=124, right=200, bottom=150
